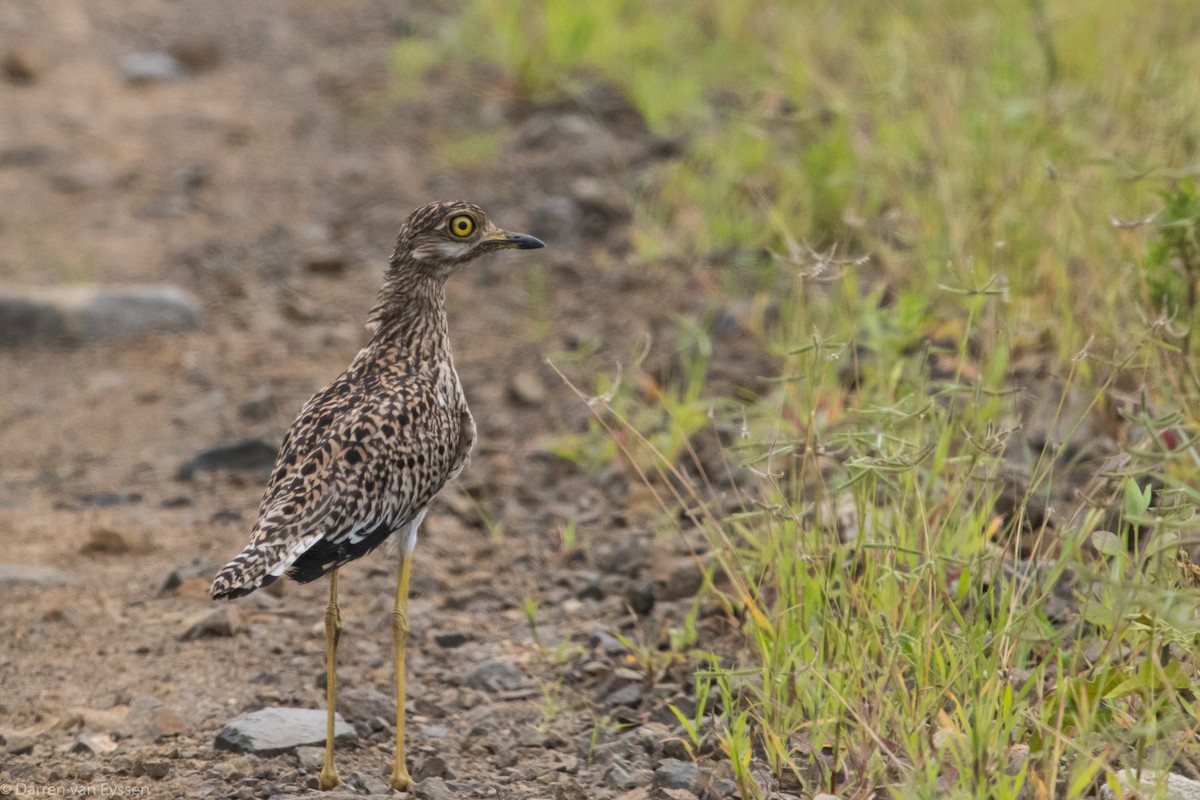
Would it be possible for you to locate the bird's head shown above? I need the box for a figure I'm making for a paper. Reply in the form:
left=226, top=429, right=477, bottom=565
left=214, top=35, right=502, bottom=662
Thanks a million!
left=389, top=201, right=544, bottom=283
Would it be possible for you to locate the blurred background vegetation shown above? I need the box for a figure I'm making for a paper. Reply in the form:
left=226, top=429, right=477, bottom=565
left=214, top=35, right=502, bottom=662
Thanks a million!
left=393, top=2, right=1200, bottom=797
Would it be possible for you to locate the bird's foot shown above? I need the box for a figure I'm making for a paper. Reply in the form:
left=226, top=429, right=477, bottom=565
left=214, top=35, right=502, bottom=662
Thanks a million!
left=317, top=767, right=342, bottom=791
left=388, top=766, right=412, bottom=792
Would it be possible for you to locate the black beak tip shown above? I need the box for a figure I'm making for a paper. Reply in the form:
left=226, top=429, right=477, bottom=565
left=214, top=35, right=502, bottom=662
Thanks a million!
left=507, top=233, right=545, bottom=250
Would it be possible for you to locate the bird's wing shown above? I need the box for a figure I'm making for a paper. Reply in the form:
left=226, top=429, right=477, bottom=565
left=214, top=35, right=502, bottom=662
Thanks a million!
left=249, top=386, right=461, bottom=577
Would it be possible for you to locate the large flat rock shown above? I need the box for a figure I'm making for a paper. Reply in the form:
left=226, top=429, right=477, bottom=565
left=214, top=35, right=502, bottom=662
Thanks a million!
left=0, top=283, right=201, bottom=345
left=214, top=707, right=356, bottom=756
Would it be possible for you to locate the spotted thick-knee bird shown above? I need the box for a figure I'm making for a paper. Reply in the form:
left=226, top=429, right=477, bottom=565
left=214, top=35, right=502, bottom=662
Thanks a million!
left=210, top=201, right=544, bottom=792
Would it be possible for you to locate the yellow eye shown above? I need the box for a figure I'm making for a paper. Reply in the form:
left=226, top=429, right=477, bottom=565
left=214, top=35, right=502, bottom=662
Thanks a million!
left=448, top=215, right=476, bottom=238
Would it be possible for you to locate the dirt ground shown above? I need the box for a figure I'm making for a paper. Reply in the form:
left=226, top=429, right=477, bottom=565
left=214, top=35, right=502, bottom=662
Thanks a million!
left=0, top=2, right=739, bottom=798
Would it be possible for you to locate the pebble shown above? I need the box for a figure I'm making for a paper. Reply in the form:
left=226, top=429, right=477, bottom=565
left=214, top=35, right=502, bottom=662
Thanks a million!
left=215, top=707, right=355, bottom=756
left=120, top=52, right=188, bottom=85
left=71, top=732, right=118, bottom=755
left=0, top=284, right=201, bottom=346
left=120, top=695, right=186, bottom=741
left=604, top=763, right=635, bottom=790
left=508, top=370, right=547, bottom=406
left=415, top=778, right=457, bottom=800
left=0, top=564, right=79, bottom=587
left=1104, top=770, right=1200, bottom=800
left=168, top=37, right=221, bottom=72
left=238, top=386, right=277, bottom=422
left=653, top=759, right=701, bottom=794
left=462, top=658, right=524, bottom=692
left=433, top=631, right=473, bottom=649
left=337, top=686, right=392, bottom=723
left=179, top=606, right=240, bottom=641
left=602, top=684, right=644, bottom=709
left=4, top=730, right=36, bottom=755
left=294, top=746, right=324, bottom=772
left=176, top=438, right=278, bottom=480
left=623, top=580, right=657, bottom=616
left=81, top=527, right=151, bottom=556
left=414, top=754, right=448, bottom=781
left=161, top=559, right=217, bottom=594
left=133, top=759, right=171, bottom=780
left=2, top=46, right=41, bottom=84
left=663, top=558, right=704, bottom=600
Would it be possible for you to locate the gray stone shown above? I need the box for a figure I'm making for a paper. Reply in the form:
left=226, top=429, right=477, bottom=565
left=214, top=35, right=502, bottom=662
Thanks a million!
left=508, top=370, right=547, bottom=405
left=179, top=606, right=239, bottom=641
left=119, top=695, right=186, bottom=741
left=415, top=778, right=456, bottom=800
left=413, top=754, right=448, bottom=781
left=462, top=658, right=524, bottom=692
left=603, top=683, right=643, bottom=708
left=0, top=564, right=79, bottom=587
left=121, top=52, right=188, bottom=85
left=176, top=438, right=278, bottom=480
left=663, top=558, right=704, bottom=600
left=652, top=759, right=701, bottom=794
left=0, top=284, right=200, bottom=346
left=294, top=746, right=324, bottom=772
left=215, top=707, right=355, bottom=756
left=433, top=631, right=473, bottom=649
left=1105, top=770, right=1200, bottom=800
left=71, top=732, right=118, bottom=755
left=604, top=763, right=635, bottom=790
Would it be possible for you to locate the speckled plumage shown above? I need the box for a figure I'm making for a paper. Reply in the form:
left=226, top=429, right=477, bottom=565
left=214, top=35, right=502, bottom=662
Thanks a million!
left=211, top=201, right=542, bottom=600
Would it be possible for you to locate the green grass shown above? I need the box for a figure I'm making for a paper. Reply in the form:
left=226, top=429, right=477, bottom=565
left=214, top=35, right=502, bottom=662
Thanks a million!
left=395, top=2, right=1200, bottom=797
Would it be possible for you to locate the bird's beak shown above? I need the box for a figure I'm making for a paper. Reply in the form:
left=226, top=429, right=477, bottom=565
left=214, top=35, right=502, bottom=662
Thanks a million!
left=487, top=230, right=545, bottom=250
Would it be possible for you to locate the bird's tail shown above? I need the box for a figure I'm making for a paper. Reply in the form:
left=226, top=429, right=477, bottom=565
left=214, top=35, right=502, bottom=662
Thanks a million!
left=210, top=532, right=323, bottom=599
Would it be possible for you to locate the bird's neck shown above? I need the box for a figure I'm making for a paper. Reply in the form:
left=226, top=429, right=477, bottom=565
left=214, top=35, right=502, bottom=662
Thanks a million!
left=366, top=276, right=452, bottom=364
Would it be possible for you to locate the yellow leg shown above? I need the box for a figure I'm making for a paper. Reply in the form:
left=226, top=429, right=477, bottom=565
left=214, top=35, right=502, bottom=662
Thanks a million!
left=389, top=556, right=413, bottom=791
left=318, top=569, right=343, bottom=791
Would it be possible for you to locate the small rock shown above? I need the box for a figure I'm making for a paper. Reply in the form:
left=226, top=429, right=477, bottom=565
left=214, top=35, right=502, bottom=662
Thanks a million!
left=0, top=564, right=78, bottom=587
left=462, top=659, right=524, bottom=692
left=215, top=707, right=355, bottom=756
left=554, top=778, right=588, bottom=800
left=303, top=246, right=352, bottom=276
left=710, top=778, right=739, bottom=798
left=508, top=370, right=547, bottom=406
left=179, top=606, right=240, bottom=641
left=176, top=438, right=278, bottom=480
left=120, top=52, right=188, bottom=85
left=416, top=778, right=457, bottom=800
left=354, top=772, right=392, bottom=795
left=414, top=754, right=448, bottom=781
left=1104, top=770, right=1200, bottom=800
left=2, top=46, right=42, bottom=84
left=0, top=284, right=201, bottom=346
left=623, top=580, right=657, bottom=616
left=294, top=746, right=325, bottom=772
left=603, top=684, right=644, bottom=709
left=433, top=631, right=473, bottom=649
left=420, top=725, right=450, bottom=739
left=4, top=730, right=36, bottom=755
left=133, top=759, right=171, bottom=780
left=161, top=559, right=217, bottom=594
left=653, top=759, right=701, bottom=794
left=50, top=161, right=118, bottom=193
left=120, top=695, right=186, bottom=741
left=338, top=686, right=391, bottom=723
left=604, top=764, right=635, bottom=790
left=56, top=491, right=142, bottom=510
left=168, top=37, right=221, bottom=72
left=238, top=386, right=277, bottom=422
left=81, top=527, right=151, bottom=556
left=72, top=732, right=118, bottom=755
left=663, top=558, right=704, bottom=600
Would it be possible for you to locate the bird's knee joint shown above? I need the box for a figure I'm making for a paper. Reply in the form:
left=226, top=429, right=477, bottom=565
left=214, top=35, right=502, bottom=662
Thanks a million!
left=391, top=608, right=409, bottom=639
